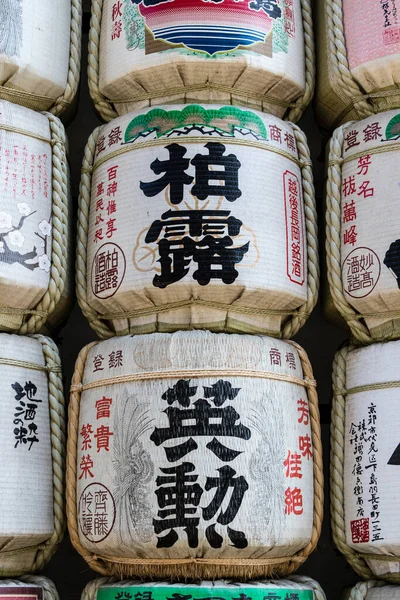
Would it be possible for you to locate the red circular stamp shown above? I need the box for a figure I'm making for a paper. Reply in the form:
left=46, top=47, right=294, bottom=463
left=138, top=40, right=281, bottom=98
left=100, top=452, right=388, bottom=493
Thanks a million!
left=91, top=242, right=126, bottom=299
left=342, top=247, right=381, bottom=298
left=78, top=482, right=116, bottom=543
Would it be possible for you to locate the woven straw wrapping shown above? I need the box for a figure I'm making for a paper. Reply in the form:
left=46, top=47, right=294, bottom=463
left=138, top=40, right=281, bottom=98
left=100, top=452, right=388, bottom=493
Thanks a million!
left=0, top=576, right=59, bottom=600
left=0, top=0, right=82, bottom=118
left=316, top=0, right=400, bottom=130
left=326, top=109, right=400, bottom=344
left=0, top=334, right=65, bottom=577
left=67, top=331, right=323, bottom=579
left=348, top=581, right=399, bottom=600
left=331, top=341, right=400, bottom=583
left=80, top=577, right=327, bottom=600
left=0, top=100, right=70, bottom=335
left=76, top=104, right=318, bottom=339
left=88, top=0, right=314, bottom=123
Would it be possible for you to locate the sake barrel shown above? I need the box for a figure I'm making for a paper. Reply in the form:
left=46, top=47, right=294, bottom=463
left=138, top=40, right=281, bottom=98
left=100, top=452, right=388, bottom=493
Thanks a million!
left=81, top=577, right=327, bottom=600
left=325, top=110, right=400, bottom=344
left=349, top=582, right=400, bottom=600
left=76, top=104, right=318, bottom=339
left=331, top=341, right=400, bottom=582
left=0, top=577, right=59, bottom=600
left=315, top=0, right=400, bottom=130
left=88, top=0, right=314, bottom=123
left=0, top=100, right=70, bottom=334
left=0, top=334, right=65, bottom=576
left=0, top=0, right=82, bottom=117
left=67, top=331, right=323, bottom=579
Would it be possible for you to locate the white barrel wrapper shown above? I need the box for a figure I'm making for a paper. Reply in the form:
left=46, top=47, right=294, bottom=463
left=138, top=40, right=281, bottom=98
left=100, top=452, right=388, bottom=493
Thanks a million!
left=0, top=0, right=71, bottom=110
left=344, top=342, right=400, bottom=576
left=327, top=109, right=400, bottom=342
left=0, top=335, right=53, bottom=573
left=75, top=332, right=315, bottom=562
left=81, top=104, right=314, bottom=337
left=95, top=0, right=309, bottom=120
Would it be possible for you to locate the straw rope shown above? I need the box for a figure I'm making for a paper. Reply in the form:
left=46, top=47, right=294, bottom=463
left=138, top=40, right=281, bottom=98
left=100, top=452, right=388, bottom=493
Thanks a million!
left=50, top=0, right=83, bottom=117
left=4, top=113, right=70, bottom=335
left=81, top=576, right=327, bottom=600
left=0, top=576, right=59, bottom=600
left=88, top=0, right=314, bottom=123
left=0, top=357, right=62, bottom=373
left=0, top=123, right=52, bottom=144
left=76, top=122, right=318, bottom=339
left=348, top=581, right=388, bottom=600
left=66, top=338, right=323, bottom=579
left=331, top=345, right=400, bottom=583
left=0, top=1, right=81, bottom=117
left=325, top=123, right=376, bottom=344
left=70, top=367, right=317, bottom=393
left=0, top=335, right=65, bottom=577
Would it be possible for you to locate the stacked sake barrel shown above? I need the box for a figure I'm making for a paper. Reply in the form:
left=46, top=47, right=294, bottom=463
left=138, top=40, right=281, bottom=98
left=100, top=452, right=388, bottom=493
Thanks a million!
left=349, top=582, right=400, bottom=599
left=0, top=334, right=65, bottom=576
left=67, top=331, right=323, bottom=578
left=331, top=341, right=400, bottom=582
left=89, top=0, right=314, bottom=122
left=316, top=0, right=400, bottom=129
left=80, top=578, right=327, bottom=600
left=0, top=100, right=70, bottom=335
left=76, top=104, right=318, bottom=338
left=0, top=577, right=59, bottom=600
left=326, top=110, right=400, bottom=581
left=0, top=0, right=82, bottom=117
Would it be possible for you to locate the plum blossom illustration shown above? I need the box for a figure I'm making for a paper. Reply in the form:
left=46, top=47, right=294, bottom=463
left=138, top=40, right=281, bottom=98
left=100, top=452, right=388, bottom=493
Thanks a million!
left=8, top=230, right=25, bottom=248
left=17, top=202, right=31, bottom=216
left=38, top=254, right=51, bottom=273
left=38, top=219, right=52, bottom=237
left=0, top=212, right=13, bottom=231
left=0, top=209, right=52, bottom=271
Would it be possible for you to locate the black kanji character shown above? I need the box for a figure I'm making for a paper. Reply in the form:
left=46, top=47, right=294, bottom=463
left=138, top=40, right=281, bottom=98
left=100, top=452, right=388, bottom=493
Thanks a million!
left=150, top=399, right=251, bottom=446
left=14, top=425, right=28, bottom=447
left=153, top=462, right=203, bottom=548
left=140, top=143, right=194, bottom=205
left=145, top=209, right=248, bottom=288
left=191, top=142, right=241, bottom=202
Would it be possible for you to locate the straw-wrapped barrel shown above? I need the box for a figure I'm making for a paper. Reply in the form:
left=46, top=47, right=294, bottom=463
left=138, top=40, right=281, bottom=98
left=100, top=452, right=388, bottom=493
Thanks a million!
left=0, top=100, right=70, bottom=334
left=88, top=0, right=314, bottom=123
left=331, top=341, right=400, bottom=582
left=349, top=582, right=400, bottom=600
left=0, top=0, right=82, bottom=117
left=0, top=334, right=65, bottom=576
left=76, top=104, right=318, bottom=339
left=326, top=110, right=400, bottom=344
left=67, top=331, right=323, bottom=579
left=0, top=576, right=59, bottom=600
left=316, top=0, right=400, bottom=129
left=81, top=577, right=327, bottom=600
